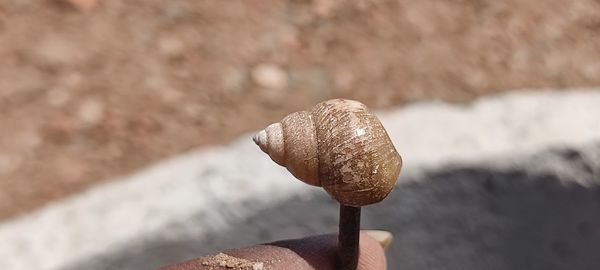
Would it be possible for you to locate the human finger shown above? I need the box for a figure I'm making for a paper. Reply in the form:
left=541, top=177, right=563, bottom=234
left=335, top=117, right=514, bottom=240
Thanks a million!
left=160, top=230, right=392, bottom=270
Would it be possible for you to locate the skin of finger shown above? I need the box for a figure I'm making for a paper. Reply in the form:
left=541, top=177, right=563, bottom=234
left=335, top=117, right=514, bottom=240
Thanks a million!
left=159, top=232, right=386, bottom=270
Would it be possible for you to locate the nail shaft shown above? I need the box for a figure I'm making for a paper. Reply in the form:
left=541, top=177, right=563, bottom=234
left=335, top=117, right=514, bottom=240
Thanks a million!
left=338, top=205, right=361, bottom=270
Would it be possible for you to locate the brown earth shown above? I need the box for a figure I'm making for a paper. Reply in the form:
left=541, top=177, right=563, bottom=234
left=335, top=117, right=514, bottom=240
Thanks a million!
left=1, top=0, right=600, bottom=221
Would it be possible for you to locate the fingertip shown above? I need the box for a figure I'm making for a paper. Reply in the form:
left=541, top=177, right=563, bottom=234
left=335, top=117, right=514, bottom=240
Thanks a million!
left=363, top=230, right=393, bottom=250
left=358, top=231, right=387, bottom=270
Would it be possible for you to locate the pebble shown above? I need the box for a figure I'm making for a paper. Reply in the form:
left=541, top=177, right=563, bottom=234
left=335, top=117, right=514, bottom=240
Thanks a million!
left=251, top=64, right=288, bottom=90
left=78, top=99, right=105, bottom=127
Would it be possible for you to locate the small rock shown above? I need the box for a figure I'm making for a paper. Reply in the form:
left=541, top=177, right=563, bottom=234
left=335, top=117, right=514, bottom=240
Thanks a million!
left=252, top=64, right=288, bottom=90
left=78, top=99, right=105, bottom=127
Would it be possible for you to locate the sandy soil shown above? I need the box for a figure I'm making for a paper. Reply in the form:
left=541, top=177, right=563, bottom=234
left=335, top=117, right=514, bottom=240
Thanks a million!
left=1, top=0, right=600, bottom=220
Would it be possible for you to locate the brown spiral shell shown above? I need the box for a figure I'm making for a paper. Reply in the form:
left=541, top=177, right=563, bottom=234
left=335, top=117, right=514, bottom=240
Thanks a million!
left=253, top=99, right=402, bottom=206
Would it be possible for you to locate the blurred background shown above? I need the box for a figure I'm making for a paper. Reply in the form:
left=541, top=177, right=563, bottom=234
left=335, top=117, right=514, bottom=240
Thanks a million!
left=1, top=0, right=600, bottom=269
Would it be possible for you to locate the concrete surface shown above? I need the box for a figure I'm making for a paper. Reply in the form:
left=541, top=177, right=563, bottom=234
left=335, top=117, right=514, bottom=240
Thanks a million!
left=1, top=90, right=600, bottom=270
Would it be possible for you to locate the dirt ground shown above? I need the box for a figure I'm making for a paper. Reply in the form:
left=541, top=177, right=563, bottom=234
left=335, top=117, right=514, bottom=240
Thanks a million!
left=1, top=0, right=600, bottom=221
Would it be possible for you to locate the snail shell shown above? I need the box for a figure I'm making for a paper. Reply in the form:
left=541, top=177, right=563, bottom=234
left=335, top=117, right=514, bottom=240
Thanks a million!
left=253, top=99, right=402, bottom=206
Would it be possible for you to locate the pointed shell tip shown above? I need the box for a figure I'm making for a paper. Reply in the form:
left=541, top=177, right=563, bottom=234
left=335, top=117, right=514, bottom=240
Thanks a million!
left=253, top=130, right=268, bottom=153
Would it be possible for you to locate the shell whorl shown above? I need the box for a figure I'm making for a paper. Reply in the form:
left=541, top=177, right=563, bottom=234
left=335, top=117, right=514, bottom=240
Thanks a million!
left=253, top=99, right=402, bottom=206
left=253, top=111, right=320, bottom=186
left=253, top=123, right=285, bottom=166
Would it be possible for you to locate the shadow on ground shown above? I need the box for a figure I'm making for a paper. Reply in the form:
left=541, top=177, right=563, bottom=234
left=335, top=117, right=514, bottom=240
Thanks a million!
left=62, top=146, right=600, bottom=270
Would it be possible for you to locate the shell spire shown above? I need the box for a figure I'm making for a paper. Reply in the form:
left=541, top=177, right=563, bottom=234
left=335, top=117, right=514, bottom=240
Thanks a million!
left=253, top=123, right=285, bottom=166
left=253, top=111, right=320, bottom=186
